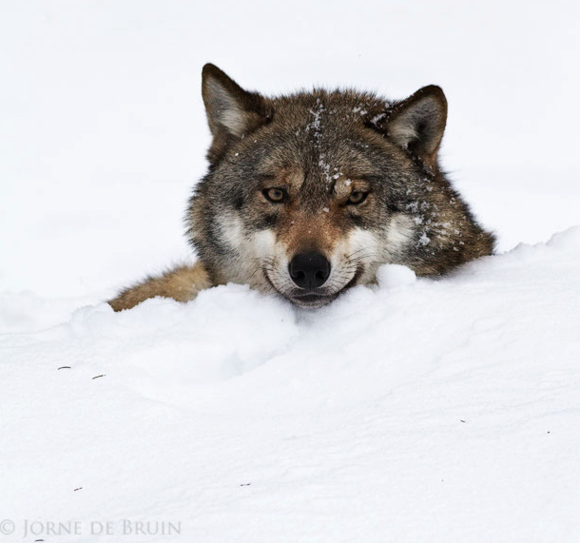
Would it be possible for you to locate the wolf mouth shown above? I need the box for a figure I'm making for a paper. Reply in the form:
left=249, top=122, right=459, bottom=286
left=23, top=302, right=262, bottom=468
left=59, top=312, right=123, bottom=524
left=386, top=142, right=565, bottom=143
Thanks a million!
left=290, top=292, right=338, bottom=308
left=264, top=266, right=363, bottom=308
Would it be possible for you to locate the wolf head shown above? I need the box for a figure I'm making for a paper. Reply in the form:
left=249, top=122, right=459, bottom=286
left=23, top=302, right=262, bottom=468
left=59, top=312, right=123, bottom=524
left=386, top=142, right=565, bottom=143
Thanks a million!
left=187, top=64, right=494, bottom=308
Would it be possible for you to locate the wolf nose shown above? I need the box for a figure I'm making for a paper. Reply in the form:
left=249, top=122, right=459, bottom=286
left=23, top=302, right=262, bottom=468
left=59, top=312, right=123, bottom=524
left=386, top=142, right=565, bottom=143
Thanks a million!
left=289, top=252, right=331, bottom=290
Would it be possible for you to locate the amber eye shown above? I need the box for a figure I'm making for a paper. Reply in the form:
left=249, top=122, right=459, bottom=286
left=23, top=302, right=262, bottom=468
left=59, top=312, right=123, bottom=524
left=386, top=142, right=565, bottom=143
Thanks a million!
left=263, top=188, right=287, bottom=203
left=347, top=191, right=368, bottom=205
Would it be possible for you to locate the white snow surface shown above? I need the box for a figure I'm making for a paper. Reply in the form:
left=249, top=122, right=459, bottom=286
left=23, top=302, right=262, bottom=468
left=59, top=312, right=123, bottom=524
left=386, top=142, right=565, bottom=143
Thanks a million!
left=1, top=0, right=579, bottom=541
left=1, top=231, right=580, bottom=542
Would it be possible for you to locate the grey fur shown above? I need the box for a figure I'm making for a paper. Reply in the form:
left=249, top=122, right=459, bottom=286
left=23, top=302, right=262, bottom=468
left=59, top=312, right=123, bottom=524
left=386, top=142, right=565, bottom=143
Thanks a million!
left=109, top=64, right=495, bottom=311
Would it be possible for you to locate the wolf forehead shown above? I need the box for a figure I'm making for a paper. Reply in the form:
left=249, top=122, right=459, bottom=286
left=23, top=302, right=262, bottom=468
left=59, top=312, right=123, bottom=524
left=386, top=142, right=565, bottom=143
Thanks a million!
left=210, top=90, right=412, bottom=182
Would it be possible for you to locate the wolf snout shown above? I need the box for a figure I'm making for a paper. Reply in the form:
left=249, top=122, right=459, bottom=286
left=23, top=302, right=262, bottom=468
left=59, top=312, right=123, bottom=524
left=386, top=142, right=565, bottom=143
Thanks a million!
left=288, top=252, right=331, bottom=290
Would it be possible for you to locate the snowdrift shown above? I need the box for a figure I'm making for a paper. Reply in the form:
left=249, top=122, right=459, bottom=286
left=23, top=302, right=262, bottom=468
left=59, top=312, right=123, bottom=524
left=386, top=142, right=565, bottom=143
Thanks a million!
left=1, top=227, right=579, bottom=542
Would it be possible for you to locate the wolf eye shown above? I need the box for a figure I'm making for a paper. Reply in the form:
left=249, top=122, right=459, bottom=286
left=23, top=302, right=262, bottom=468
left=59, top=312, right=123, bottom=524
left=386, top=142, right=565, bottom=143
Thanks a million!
left=263, top=188, right=287, bottom=203
left=347, top=191, right=368, bottom=205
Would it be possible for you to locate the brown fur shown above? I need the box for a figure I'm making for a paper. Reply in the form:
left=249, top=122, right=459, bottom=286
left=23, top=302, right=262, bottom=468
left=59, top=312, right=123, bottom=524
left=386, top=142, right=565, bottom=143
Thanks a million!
left=109, top=263, right=211, bottom=311
left=108, top=64, right=495, bottom=311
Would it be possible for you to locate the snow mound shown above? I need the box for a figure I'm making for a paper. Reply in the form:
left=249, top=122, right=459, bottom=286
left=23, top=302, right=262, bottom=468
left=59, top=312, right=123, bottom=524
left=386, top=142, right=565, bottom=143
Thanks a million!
left=1, top=226, right=579, bottom=542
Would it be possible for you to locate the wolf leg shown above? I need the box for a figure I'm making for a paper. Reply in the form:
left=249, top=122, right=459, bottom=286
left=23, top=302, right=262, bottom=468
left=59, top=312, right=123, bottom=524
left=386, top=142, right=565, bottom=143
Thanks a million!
left=108, top=262, right=212, bottom=312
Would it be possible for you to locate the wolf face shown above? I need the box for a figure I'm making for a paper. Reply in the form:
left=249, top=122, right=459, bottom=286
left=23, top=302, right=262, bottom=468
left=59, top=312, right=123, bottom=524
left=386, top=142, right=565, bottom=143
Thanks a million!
left=186, top=65, right=494, bottom=309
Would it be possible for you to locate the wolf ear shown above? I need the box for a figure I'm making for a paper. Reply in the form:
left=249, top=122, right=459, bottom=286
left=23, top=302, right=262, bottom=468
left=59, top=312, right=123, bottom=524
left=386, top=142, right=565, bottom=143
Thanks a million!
left=202, top=64, right=271, bottom=144
left=387, top=85, right=447, bottom=161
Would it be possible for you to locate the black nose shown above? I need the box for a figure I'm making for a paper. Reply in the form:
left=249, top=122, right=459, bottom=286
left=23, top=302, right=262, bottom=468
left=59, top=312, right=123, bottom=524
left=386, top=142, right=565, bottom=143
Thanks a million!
left=288, top=252, right=331, bottom=290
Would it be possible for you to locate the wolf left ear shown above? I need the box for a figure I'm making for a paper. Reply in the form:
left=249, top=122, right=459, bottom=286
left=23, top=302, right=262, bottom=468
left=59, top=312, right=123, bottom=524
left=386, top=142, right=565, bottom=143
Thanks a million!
left=202, top=64, right=271, bottom=146
left=387, top=85, right=448, bottom=162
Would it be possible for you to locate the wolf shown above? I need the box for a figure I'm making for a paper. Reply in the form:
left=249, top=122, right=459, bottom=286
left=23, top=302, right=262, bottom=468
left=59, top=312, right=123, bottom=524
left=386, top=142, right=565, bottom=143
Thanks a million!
left=109, top=64, right=494, bottom=311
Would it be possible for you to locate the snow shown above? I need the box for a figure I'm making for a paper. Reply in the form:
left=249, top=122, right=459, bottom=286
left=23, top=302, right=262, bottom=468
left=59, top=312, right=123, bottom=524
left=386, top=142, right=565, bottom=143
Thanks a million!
left=1, top=229, right=580, bottom=541
left=1, top=0, right=579, bottom=541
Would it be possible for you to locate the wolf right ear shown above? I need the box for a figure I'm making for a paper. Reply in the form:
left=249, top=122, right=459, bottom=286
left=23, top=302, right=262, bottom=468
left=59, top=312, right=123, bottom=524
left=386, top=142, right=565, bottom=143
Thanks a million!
left=202, top=64, right=272, bottom=160
left=387, top=85, right=448, bottom=163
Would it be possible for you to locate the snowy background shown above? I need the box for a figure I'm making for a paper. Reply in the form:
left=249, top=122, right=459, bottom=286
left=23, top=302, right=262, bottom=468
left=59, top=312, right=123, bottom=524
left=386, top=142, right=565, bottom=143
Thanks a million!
left=0, top=1, right=579, bottom=541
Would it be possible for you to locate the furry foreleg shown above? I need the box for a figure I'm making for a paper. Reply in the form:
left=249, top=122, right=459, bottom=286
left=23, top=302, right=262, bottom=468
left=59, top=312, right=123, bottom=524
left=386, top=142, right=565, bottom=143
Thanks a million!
left=108, top=262, right=212, bottom=311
